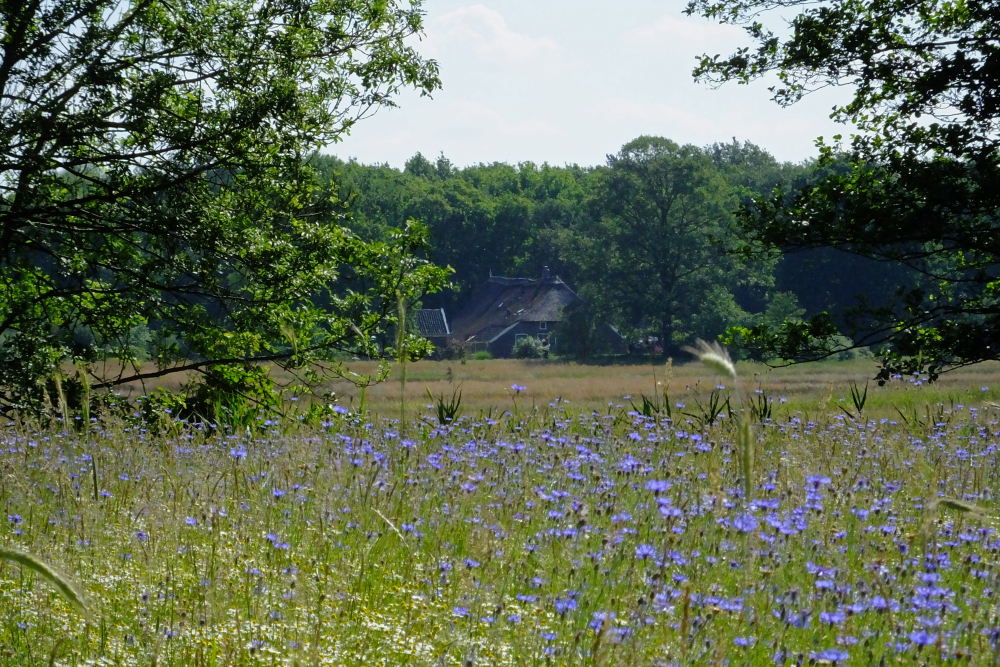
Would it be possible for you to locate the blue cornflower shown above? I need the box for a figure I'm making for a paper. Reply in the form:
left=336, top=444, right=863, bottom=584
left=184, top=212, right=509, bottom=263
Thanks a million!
left=185, top=517, right=197, bottom=526
left=645, top=480, right=671, bottom=492
left=507, top=613, right=521, bottom=624
left=635, top=544, right=657, bottom=559
left=272, top=489, right=285, bottom=498
left=135, top=531, right=148, bottom=542
left=811, top=648, right=849, bottom=662
left=452, top=607, right=469, bottom=617
left=909, top=629, right=936, bottom=646
left=819, top=610, right=846, bottom=625
left=733, top=514, right=758, bottom=533
left=511, top=384, right=526, bottom=393
left=590, top=611, right=614, bottom=629
left=554, top=597, right=578, bottom=615
left=659, top=504, right=683, bottom=518
left=734, top=636, right=755, bottom=646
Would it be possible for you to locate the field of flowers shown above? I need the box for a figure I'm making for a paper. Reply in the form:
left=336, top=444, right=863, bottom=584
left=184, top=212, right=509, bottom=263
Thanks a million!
left=2, top=375, right=1000, bottom=665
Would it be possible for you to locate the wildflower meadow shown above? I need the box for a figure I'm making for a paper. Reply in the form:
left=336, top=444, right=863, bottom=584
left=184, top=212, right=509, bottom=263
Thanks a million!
left=2, top=368, right=1000, bottom=666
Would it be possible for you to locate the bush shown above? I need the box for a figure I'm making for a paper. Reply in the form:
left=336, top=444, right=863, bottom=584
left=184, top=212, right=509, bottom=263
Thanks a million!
left=471, top=351, right=493, bottom=360
left=512, top=336, right=547, bottom=359
left=830, top=335, right=873, bottom=361
left=440, top=344, right=468, bottom=361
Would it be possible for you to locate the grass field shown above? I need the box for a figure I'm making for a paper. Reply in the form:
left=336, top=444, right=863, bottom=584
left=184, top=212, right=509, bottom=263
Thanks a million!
left=109, top=357, right=1000, bottom=416
left=4, top=359, right=1000, bottom=665
left=319, top=357, right=1000, bottom=417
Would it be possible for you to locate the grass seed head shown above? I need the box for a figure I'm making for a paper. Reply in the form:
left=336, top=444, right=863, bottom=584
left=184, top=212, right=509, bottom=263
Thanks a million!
left=0, top=546, right=89, bottom=620
left=683, top=339, right=736, bottom=381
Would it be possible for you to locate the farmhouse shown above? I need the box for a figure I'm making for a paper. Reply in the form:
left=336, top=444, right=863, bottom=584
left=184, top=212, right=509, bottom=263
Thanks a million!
left=416, top=268, right=625, bottom=358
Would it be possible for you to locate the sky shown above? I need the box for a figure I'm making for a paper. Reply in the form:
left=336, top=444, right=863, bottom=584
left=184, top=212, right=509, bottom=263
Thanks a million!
left=329, top=0, right=853, bottom=168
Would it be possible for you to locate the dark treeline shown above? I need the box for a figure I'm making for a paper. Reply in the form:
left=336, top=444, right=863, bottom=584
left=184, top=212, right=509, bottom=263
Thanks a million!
left=313, top=136, right=919, bottom=356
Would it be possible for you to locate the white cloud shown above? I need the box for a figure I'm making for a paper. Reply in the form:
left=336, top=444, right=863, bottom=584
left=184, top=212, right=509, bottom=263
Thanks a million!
left=443, top=100, right=563, bottom=139
left=626, top=12, right=744, bottom=46
left=425, top=5, right=561, bottom=67
left=590, top=93, right=845, bottom=159
left=597, top=97, right=714, bottom=133
left=334, top=97, right=566, bottom=166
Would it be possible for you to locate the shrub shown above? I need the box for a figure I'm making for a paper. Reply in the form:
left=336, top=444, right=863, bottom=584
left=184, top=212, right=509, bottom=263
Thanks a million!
left=471, top=351, right=493, bottom=360
left=440, top=344, right=468, bottom=361
left=512, top=336, right=547, bottom=359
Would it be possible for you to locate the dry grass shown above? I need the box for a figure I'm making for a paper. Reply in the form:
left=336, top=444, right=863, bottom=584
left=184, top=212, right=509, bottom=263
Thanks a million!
left=315, top=358, right=1000, bottom=415
left=97, top=357, right=1000, bottom=417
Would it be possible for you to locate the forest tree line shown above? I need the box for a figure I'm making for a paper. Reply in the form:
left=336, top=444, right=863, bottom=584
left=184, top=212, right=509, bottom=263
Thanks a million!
left=315, top=136, right=921, bottom=358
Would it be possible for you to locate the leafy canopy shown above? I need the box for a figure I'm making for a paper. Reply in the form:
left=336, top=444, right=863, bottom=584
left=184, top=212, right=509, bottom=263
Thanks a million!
left=0, top=0, right=448, bottom=412
left=688, top=0, right=1000, bottom=380
left=550, top=136, right=772, bottom=352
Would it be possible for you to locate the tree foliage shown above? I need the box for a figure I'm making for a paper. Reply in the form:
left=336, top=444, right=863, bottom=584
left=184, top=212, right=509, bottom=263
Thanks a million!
left=0, top=0, right=447, bottom=412
left=321, top=139, right=806, bottom=356
left=561, top=136, right=772, bottom=352
left=688, top=0, right=1000, bottom=380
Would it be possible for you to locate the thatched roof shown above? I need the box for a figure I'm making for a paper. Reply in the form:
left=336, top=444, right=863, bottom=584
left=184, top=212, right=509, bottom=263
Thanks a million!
left=415, top=308, right=450, bottom=337
left=449, top=274, right=580, bottom=342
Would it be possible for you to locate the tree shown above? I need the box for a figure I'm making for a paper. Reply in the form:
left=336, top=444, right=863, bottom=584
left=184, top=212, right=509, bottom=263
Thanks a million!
left=0, top=0, right=447, bottom=412
left=687, top=0, right=1000, bottom=380
left=554, top=137, right=769, bottom=353
left=326, top=154, right=594, bottom=313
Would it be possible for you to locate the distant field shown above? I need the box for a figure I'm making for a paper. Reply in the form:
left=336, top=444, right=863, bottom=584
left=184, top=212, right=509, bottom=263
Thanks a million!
left=316, top=358, right=1000, bottom=417
left=106, top=357, right=1000, bottom=419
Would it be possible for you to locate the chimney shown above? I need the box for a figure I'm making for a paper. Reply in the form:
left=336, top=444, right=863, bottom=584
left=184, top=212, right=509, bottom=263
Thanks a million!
left=541, top=266, right=550, bottom=280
